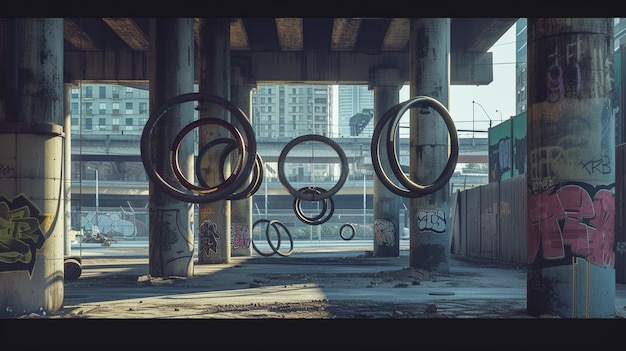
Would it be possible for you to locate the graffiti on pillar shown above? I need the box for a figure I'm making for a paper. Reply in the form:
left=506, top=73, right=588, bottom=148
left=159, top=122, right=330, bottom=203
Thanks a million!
left=547, top=65, right=565, bottom=103
left=199, top=219, right=221, bottom=258
left=151, top=209, right=183, bottom=251
left=579, top=155, right=611, bottom=175
left=231, top=222, right=250, bottom=250
left=0, top=163, right=15, bottom=176
left=0, top=194, right=47, bottom=276
left=527, top=183, right=615, bottom=268
left=373, top=219, right=395, bottom=247
left=417, top=209, right=446, bottom=234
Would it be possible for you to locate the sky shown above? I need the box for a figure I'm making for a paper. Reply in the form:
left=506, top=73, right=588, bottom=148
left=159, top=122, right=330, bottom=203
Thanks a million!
left=399, top=22, right=518, bottom=140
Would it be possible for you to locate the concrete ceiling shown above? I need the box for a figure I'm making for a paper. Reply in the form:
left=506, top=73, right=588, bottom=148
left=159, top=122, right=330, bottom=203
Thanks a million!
left=60, top=18, right=518, bottom=84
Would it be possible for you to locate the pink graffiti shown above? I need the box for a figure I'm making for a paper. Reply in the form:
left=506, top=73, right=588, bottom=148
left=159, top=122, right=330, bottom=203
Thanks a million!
left=527, top=185, right=615, bottom=268
left=231, top=223, right=250, bottom=249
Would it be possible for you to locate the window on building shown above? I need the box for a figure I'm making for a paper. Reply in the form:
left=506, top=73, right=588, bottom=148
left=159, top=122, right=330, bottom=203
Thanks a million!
left=292, top=97, right=297, bottom=103
left=112, top=102, right=120, bottom=115
left=84, top=86, right=92, bottom=98
left=71, top=117, right=78, bottom=126
left=268, top=106, right=272, bottom=112
left=268, top=88, right=272, bottom=94
left=260, top=97, right=266, bottom=104
left=99, top=102, right=107, bottom=115
left=99, top=118, right=106, bottom=129
left=126, top=102, right=133, bottom=115
left=71, top=102, right=79, bottom=115
left=112, top=86, right=120, bottom=99
left=112, top=118, right=119, bottom=132
left=126, top=118, right=133, bottom=126
left=71, top=88, right=79, bottom=98
left=126, top=87, right=133, bottom=98
left=99, top=86, right=106, bottom=98
left=268, top=97, right=273, bottom=103
left=85, top=118, right=92, bottom=130
left=85, top=102, right=93, bottom=115
left=139, top=102, right=147, bottom=114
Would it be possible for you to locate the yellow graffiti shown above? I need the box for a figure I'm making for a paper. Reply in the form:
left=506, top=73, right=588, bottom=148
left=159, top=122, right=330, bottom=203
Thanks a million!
left=0, top=203, right=40, bottom=264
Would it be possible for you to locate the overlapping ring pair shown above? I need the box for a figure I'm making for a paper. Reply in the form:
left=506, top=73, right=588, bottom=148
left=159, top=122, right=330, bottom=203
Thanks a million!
left=141, top=93, right=262, bottom=203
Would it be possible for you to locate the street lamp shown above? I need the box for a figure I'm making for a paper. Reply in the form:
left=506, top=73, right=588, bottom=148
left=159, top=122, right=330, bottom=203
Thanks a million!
left=496, top=109, right=503, bottom=122
left=472, top=100, right=493, bottom=129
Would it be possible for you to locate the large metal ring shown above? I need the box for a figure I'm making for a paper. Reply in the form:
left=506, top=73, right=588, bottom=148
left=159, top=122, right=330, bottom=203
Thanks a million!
left=371, top=96, right=458, bottom=198
left=370, top=103, right=417, bottom=197
left=277, top=134, right=349, bottom=201
left=171, top=118, right=246, bottom=194
left=386, top=96, right=459, bottom=195
left=140, top=93, right=257, bottom=203
left=195, top=138, right=264, bottom=200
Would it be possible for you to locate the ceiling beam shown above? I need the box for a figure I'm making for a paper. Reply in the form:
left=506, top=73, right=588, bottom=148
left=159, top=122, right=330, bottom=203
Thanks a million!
left=381, top=18, right=410, bottom=51
left=331, top=18, right=361, bottom=51
left=230, top=18, right=250, bottom=50
left=102, top=18, right=149, bottom=51
left=63, top=19, right=100, bottom=51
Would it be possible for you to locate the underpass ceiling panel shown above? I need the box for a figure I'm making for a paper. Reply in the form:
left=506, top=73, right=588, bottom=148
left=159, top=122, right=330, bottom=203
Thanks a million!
left=303, top=18, right=335, bottom=51
left=241, top=18, right=280, bottom=51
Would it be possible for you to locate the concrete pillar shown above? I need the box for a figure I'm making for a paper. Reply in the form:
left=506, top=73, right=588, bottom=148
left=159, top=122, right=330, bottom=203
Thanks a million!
left=408, top=18, right=452, bottom=273
left=0, top=18, right=65, bottom=316
left=230, top=65, right=255, bottom=257
left=63, top=83, right=74, bottom=256
left=369, top=68, right=403, bottom=257
left=197, top=18, right=232, bottom=264
left=147, top=18, right=195, bottom=277
left=526, top=18, right=616, bottom=318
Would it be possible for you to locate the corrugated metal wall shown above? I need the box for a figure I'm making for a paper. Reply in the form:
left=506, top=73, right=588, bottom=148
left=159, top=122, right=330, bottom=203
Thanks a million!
left=498, top=175, right=527, bottom=264
left=451, top=175, right=527, bottom=265
left=480, top=182, right=499, bottom=260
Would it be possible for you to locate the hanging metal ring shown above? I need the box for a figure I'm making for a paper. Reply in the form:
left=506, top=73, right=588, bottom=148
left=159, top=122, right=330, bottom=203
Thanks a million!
left=370, top=103, right=418, bottom=197
left=386, top=96, right=459, bottom=195
left=195, top=138, right=264, bottom=200
left=277, top=134, right=349, bottom=201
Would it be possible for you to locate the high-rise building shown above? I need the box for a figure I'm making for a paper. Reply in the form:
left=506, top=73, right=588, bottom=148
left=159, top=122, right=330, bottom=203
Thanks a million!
left=336, top=85, right=374, bottom=138
left=251, top=84, right=330, bottom=138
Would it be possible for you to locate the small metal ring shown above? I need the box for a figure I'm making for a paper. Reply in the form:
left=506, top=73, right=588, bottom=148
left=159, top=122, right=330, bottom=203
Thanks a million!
left=252, top=219, right=279, bottom=257
left=339, top=223, right=356, bottom=241
left=293, top=186, right=335, bottom=225
left=265, top=220, right=293, bottom=257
